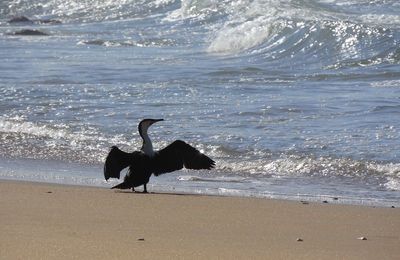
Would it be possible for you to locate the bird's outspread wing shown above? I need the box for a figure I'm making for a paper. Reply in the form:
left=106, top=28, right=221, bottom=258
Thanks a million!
left=104, top=146, right=135, bottom=180
left=152, top=140, right=215, bottom=176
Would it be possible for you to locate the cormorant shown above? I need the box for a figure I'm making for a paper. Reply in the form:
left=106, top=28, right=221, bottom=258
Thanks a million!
left=104, top=119, right=215, bottom=193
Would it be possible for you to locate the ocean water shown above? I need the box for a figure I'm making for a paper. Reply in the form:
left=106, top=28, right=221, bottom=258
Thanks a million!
left=1, top=0, right=400, bottom=206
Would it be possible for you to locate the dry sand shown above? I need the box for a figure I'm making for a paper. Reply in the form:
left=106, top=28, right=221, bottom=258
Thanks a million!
left=1, top=180, right=399, bottom=259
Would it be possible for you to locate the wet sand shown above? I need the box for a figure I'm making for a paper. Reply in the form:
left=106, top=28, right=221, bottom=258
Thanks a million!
left=1, top=180, right=399, bottom=259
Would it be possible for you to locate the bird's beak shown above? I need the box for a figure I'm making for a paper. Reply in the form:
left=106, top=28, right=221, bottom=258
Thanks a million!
left=150, top=119, right=164, bottom=126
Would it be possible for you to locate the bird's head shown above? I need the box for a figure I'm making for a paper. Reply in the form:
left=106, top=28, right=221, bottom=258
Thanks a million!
left=138, top=118, right=163, bottom=136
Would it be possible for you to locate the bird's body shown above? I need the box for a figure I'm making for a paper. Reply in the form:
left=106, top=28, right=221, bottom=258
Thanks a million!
left=104, top=119, right=215, bottom=192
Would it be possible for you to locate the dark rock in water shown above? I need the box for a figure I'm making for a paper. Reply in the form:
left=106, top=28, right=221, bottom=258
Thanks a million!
left=8, top=16, right=33, bottom=23
left=8, top=16, right=61, bottom=25
left=12, top=29, right=49, bottom=36
left=36, top=19, right=62, bottom=25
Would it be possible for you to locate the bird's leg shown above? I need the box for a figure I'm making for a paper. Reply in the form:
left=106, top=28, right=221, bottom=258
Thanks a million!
left=143, top=184, right=148, bottom=193
left=132, top=187, right=135, bottom=192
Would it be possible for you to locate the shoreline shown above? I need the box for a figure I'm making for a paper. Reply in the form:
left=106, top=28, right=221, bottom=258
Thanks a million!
left=1, top=177, right=398, bottom=208
left=1, top=180, right=399, bottom=259
left=1, top=157, right=399, bottom=208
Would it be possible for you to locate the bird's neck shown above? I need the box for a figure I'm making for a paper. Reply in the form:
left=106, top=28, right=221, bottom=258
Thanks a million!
left=140, top=129, right=155, bottom=156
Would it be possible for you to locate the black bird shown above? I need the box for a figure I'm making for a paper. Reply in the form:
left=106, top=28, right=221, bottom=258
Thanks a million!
left=104, top=119, right=215, bottom=193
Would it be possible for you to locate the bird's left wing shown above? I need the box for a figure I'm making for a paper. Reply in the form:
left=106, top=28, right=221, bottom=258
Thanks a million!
left=152, top=140, right=215, bottom=176
left=104, top=146, right=135, bottom=180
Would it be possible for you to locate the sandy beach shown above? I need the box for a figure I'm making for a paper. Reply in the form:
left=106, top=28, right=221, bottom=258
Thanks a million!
left=0, top=180, right=399, bottom=259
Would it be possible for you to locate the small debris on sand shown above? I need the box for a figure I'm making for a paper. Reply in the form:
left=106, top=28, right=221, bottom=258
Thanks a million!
left=357, top=237, right=367, bottom=240
left=296, top=238, right=303, bottom=242
left=137, top=238, right=145, bottom=241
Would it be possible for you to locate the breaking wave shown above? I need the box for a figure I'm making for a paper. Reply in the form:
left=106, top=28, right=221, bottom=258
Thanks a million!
left=2, top=0, right=400, bottom=68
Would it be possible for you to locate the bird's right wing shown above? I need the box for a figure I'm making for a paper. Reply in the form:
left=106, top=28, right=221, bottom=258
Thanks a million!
left=104, top=146, right=135, bottom=180
left=152, top=140, right=215, bottom=176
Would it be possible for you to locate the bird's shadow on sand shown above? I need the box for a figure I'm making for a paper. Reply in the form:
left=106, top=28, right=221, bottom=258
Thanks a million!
left=114, top=190, right=210, bottom=197
left=112, top=189, right=204, bottom=197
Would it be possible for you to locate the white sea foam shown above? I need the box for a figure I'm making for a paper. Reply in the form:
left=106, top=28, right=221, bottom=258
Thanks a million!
left=370, top=80, right=400, bottom=88
left=207, top=16, right=276, bottom=54
left=206, top=0, right=285, bottom=54
left=165, top=0, right=218, bottom=21
left=384, top=178, right=400, bottom=191
left=178, top=175, right=248, bottom=183
left=0, top=117, right=138, bottom=163
left=0, top=117, right=68, bottom=140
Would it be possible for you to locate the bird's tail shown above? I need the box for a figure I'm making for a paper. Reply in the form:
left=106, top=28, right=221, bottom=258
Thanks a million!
left=111, top=181, right=131, bottom=189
